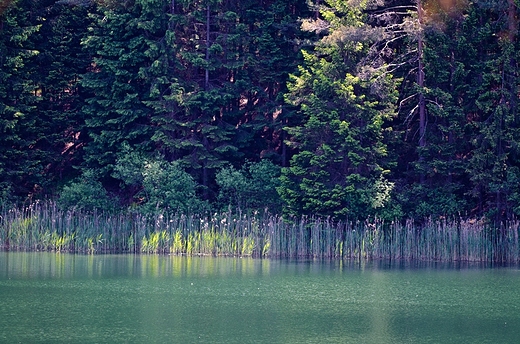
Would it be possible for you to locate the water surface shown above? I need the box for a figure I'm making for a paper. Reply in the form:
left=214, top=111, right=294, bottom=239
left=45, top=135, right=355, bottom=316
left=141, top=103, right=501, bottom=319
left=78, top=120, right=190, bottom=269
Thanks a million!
left=1, top=253, right=519, bottom=343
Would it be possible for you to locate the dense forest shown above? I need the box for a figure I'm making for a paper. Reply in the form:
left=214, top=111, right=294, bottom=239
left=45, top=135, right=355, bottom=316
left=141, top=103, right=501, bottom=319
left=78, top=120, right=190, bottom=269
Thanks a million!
left=1, top=0, right=520, bottom=226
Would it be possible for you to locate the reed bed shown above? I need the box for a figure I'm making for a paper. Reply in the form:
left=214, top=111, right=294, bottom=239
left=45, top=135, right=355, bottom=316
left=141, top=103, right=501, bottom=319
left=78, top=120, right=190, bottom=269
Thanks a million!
left=1, top=202, right=519, bottom=262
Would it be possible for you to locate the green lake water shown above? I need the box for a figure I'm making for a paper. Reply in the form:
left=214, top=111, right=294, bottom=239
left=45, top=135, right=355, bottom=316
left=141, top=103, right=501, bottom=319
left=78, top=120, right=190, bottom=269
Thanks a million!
left=0, top=253, right=519, bottom=343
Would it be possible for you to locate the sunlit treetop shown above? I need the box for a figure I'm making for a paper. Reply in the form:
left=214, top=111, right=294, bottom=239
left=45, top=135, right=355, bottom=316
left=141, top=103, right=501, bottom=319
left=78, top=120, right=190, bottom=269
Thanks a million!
left=0, top=0, right=14, bottom=16
left=421, top=0, right=469, bottom=28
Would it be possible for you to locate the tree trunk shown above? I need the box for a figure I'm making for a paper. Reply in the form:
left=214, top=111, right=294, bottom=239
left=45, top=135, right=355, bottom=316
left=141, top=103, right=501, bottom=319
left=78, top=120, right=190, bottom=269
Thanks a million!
left=508, top=0, right=516, bottom=42
left=205, top=3, right=210, bottom=90
left=418, top=0, right=426, bottom=150
left=417, top=0, right=426, bottom=184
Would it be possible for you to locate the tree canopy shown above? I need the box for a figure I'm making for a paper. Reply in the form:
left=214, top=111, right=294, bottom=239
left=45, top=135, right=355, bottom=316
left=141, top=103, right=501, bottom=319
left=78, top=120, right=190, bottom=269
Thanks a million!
left=1, top=0, right=520, bottom=224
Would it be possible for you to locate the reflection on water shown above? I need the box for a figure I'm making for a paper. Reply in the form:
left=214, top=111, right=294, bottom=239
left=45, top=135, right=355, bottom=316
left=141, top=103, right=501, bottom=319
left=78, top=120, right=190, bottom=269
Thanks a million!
left=1, top=253, right=275, bottom=279
left=1, top=252, right=520, bottom=343
left=3, top=252, right=512, bottom=279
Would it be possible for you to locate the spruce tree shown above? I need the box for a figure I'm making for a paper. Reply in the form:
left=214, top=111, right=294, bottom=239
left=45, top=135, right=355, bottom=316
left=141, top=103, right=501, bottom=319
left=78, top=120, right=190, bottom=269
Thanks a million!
left=151, top=0, right=308, bottom=199
left=394, top=1, right=473, bottom=218
left=31, top=0, right=93, bottom=191
left=464, top=0, right=520, bottom=221
left=280, top=1, right=399, bottom=219
left=81, top=0, right=169, bottom=181
left=0, top=0, right=41, bottom=201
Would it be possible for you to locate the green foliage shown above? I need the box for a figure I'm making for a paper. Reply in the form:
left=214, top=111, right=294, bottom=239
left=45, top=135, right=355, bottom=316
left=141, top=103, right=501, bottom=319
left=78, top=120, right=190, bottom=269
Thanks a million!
left=112, top=143, right=146, bottom=188
left=0, top=183, right=14, bottom=205
left=80, top=0, right=166, bottom=177
left=30, top=1, right=92, bottom=190
left=216, top=160, right=282, bottom=212
left=160, top=0, right=308, bottom=181
left=398, top=183, right=466, bottom=220
left=216, top=166, right=249, bottom=208
left=111, top=144, right=208, bottom=214
left=281, top=2, right=399, bottom=220
left=0, top=0, right=42, bottom=200
left=58, top=170, right=115, bottom=212
left=139, top=159, right=208, bottom=215
left=4, top=0, right=520, bottom=226
left=393, top=8, right=475, bottom=219
left=0, top=0, right=92, bottom=202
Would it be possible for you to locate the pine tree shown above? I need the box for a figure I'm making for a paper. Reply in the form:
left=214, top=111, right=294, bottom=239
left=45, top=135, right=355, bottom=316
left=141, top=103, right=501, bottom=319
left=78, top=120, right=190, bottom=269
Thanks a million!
left=464, top=0, right=520, bottom=222
left=394, top=1, right=473, bottom=218
left=366, top=0, right=476, bottom=219
left=81, top=0, right=168, bottom=181
left=280, top=1, right=399, bottom=219
left=31, top=0, right=93, bottom=190
left=0, top=0, right=41, bottom=201
left=150, top=0, right=308, bottom=199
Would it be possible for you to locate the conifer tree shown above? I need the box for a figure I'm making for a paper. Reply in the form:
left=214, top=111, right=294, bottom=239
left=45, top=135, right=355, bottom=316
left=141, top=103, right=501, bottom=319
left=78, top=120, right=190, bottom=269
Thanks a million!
left=394, top=0, right=473, bottom=218
left=464, top=0, right=520, bottom=221
left=364, top=0, right=474, bottom=219
left=0, top=0, right=41, bottom=201
left=151, top=0, right=308, bottom=199
left=280, top=0, right=399, bottom=219
left=80, top=0, right=307, bottom=204
left=81, top=0, right=170, bottom=180
left=31, top=0, right=93, bottom=190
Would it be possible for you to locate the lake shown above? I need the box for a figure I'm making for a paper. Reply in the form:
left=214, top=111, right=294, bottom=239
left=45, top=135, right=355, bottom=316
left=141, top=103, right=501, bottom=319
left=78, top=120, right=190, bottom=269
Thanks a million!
left=0, top=252, right=519, bottom=343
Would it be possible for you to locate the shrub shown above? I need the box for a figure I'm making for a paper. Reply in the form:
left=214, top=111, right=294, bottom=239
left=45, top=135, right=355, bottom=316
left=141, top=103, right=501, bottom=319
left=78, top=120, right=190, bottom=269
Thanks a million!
left=58, top=170, right=115, bottom=212
left=139, top=160, right=208, bottom=215
left=216, top=160, right=282, bottom=212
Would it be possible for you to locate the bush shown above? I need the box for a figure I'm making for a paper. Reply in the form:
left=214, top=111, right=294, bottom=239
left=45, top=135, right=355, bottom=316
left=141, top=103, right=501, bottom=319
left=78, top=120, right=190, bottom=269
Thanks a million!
left=113, top=146, right=208, bottom=214
left=139, top=160, right=208, bottom=215
left=216, top=160, right=282, bottom=212
left=58, top=170, right=115, bottom=212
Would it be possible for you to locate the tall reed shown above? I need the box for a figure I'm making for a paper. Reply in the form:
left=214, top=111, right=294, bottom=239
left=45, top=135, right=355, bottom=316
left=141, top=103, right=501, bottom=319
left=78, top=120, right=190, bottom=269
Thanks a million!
left=1, top=202, right=519, bottom=262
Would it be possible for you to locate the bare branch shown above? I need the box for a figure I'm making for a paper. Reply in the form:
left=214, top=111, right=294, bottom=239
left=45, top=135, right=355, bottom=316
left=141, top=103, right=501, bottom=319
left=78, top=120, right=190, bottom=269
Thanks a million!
left=367, top=5, right=418, bottom=14
left=398, top=93, right=418, bottom=118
